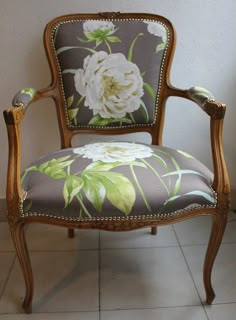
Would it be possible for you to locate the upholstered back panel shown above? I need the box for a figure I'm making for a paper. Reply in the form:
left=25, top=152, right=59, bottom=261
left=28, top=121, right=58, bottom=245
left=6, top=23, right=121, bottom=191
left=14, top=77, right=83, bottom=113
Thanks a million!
left=51, top=16, right=172, bottom=129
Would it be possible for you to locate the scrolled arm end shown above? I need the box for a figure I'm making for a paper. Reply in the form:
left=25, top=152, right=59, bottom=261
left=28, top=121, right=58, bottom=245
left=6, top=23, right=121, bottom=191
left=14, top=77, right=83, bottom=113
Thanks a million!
left=187, top=86, right=215, bottom=107
left=12, top=87, right=36, bottom=109
left=187, top=86, right=226, bottom=119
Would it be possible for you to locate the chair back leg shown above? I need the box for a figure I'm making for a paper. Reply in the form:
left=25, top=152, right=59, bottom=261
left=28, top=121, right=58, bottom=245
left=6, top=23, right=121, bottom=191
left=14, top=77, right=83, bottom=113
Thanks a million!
left=68, top=228, right=75, bottom=238
left=151, top=226, right=157, bottom=235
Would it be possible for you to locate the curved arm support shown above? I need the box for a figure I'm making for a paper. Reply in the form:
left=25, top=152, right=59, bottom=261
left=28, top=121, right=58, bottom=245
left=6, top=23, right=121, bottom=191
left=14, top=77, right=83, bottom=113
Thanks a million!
left=187, top=86, right=215, bottom=107
left=167, top=85, right=226, bottom=119
left=3, top=86, right=56, bottom=216
left=12, top=86, right=56, bottom=111
left=12, top=88, right=36, bottom=109
left=3, top=107, right=25, bottom=215
left=211, top=118, right=230, bottom=200
left=166, top=84, right=230, bottom=201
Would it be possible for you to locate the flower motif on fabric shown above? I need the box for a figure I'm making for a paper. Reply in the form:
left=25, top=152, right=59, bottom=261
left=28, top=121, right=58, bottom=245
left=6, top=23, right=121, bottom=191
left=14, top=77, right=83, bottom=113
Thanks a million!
left=74, top=51, right=144, bottom=119
left=78, top=21, right=121, bottom=48
left=56, top=20, right=158, bottom=126
left=144, top=21, right=167, bottom=53
left=22, top=142, right=216, bottom=218
left=73, top=142, right=153, bottom=162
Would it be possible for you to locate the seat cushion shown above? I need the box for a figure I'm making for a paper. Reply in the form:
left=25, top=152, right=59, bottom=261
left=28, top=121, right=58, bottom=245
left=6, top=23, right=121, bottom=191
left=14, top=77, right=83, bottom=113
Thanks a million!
left=21, top=142, right=217, bottom=221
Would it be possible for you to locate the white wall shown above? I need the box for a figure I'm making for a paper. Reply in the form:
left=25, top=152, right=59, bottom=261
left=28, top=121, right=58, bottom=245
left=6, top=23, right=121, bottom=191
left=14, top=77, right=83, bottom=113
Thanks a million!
left=0, top=0, right=236, bottom=198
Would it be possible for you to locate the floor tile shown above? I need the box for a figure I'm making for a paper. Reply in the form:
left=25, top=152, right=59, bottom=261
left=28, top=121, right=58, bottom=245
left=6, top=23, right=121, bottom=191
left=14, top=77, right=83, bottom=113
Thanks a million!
left=100, top=225, right=178, bottom=249
left=0, top=223, right=14, bottom=252
left=0, top=251, right=98, bottom=313
left=0, top=312, right=99, bottom=320
left=182, top=243, right=236, bottom=304
left=0, top=253, right=15, bottom=295
left=101, top=306, right=208, bottom=320
left=205, top=303, right=236, bottom=320
left=26, top=224, right=99, bottom=251
left=173, top=211, right=236, bottom=246
left=100, top=247, right=201, bottom=310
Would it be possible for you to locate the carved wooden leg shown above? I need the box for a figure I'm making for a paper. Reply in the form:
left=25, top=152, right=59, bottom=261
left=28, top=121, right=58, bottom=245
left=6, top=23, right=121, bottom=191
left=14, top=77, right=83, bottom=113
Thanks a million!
left=10, top=220, right=33, bottom=313
left=151, top=226, right=157, bottom=235
left=204, top=212, right=227, bottom=304
left=68, top=228, right=75, bottom=238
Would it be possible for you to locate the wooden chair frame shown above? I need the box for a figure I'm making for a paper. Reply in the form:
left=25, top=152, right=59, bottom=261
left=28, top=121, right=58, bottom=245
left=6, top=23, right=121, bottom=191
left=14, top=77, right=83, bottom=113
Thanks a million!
left=3, top=12, right=230, bottom=313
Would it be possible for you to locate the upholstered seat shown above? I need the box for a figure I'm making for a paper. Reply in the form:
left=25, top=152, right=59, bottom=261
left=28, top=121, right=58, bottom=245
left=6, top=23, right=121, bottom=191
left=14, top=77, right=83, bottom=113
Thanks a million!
left=4, top=12, right=230, bottom=313
left=21, top=142, right=217, bottom=220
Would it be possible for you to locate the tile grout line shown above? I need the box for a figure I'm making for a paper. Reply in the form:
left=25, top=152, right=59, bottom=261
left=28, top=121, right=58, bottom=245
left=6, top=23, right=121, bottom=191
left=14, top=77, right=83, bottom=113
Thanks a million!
left=0, top=254, right=16, bottom=301
left=172, top=226, right=210, bottom=320
left=0, top=241, right=236, bottom=254
left=178, top=241, right=236, bottom=247
left=1, top=302, right=236, bottom=316
left=99, top=303, right=213, bottom=312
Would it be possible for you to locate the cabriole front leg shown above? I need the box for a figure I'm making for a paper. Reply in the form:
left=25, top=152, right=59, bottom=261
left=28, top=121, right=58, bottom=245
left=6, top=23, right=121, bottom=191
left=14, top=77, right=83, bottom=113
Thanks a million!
left=9, top=219, right=34, bottom=313
left=203, top=211, right=227, bottom=304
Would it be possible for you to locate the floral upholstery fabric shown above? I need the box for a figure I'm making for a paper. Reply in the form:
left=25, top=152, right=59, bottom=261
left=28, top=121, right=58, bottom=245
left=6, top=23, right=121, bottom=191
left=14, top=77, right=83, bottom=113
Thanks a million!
left=188, top=86, right=215, bottom=107
left=21, top=142, right=217, bottom=220
left=53, top=19, right=168, bottom=128
left=12, top=88, right=36, bottom=109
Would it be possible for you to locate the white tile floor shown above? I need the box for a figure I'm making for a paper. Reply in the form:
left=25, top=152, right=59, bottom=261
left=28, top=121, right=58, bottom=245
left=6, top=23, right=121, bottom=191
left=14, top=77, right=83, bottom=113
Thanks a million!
left=0, top=211, right=235, bottom=319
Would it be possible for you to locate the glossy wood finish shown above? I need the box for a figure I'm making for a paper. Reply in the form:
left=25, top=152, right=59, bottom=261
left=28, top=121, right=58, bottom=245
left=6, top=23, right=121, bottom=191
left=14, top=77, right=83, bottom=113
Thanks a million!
left=3, top=12, right=230, bottom=313
left=204, top=211, right=227, bottom=304
left=8, top=217, right=33, bottom=313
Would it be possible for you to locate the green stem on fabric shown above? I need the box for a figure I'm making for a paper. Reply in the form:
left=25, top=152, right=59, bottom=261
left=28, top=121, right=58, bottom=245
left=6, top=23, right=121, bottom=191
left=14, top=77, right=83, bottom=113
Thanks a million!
left=129, top=112, right=136, bottom=124
left=128, top=33, right=144, bottom=61
left=56, top=46, right=96, bottom=55
left=152, top=154, right=171, bottom=195
left=78, top=194, right=83, bottom=219
left=74, top=155, right=82, bottom=159
left=21, top=171, right=28, bottom=184
left=74, top=171, right=82, bottom=176
left=21, top=167, right=36, bottom=184
left=105, top=40, right=112, bottom=54
left=76, top=194, right=91, bottom=218
left=141, top=158, right=169, bottom=195
left=77, top=96, right=85, bottom=107
left=130, top=164, right=151, bottom=211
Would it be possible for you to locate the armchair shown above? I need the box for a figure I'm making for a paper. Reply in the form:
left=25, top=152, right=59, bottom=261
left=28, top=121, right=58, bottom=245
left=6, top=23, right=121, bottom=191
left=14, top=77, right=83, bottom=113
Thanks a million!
left=3, top=12, right=230, bottom=313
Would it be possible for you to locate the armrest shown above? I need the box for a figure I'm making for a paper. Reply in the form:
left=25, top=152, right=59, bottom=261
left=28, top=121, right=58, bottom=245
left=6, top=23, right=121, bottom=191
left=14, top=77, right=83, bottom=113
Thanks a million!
left=4, top=87, right=37, bottom=126
left=167, top=85, right=226, bottom=119
left=166, top=84, right=229, bottom=198
left=4, top=86, right=55, bottom=125
left=12, top=87, right=36, bottom=109
left=187, top=86, right=215, bottom=107
left=3, top=86, right=56, bottom=214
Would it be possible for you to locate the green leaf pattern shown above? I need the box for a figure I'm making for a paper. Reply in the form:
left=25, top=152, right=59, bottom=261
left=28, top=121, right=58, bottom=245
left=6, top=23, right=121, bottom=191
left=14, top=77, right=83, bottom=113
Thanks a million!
left=22, top=143, right=216, bottom=218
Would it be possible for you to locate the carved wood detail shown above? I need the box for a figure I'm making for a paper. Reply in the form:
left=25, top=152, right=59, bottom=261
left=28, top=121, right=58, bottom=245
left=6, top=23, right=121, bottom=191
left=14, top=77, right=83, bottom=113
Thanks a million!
left=99, top=11, right=121, bottom=18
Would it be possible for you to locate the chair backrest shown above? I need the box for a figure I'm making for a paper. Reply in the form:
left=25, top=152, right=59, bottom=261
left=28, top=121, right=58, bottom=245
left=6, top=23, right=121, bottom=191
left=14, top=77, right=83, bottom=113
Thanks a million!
left=44, top=12, right=175, bottom=146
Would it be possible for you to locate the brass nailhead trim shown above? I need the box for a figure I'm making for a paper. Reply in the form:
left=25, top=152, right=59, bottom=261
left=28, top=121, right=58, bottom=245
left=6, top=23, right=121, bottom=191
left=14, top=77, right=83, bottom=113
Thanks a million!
left=13, top=102, right=24, bottom=108
left=19, top=188, right=217, bottom=222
